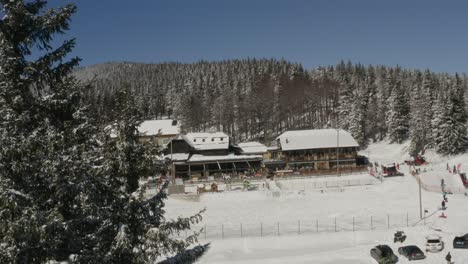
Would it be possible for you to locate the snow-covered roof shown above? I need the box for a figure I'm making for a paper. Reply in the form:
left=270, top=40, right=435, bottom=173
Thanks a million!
left=187, top=154, right=262, bottom=163
left=138, top=119, right=180, bottom=136
left=276, top=129, right=359, bottom=151
left=183, top=132, right=229, bottom=150
left=237, top=142, right=267, bottom=154
left=163, top=153, right=190, bottom=161
left=267, top=146, right=279, bottom=151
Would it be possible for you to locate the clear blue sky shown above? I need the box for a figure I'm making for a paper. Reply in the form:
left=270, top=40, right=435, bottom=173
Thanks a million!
left=61, top=0, right=467, bottom=73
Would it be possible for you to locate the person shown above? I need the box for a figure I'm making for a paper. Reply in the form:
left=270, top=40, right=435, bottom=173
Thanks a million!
left=445, top=251, right=452, bottom=264
left=442, top=200, right=446, bottom=210
left=453, top=165, right=457, bottom=174
left=396, top=163, right=400, bottom=170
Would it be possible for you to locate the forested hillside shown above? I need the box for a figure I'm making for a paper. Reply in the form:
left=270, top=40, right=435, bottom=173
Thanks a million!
left=75, top=59, right=468, bottom=155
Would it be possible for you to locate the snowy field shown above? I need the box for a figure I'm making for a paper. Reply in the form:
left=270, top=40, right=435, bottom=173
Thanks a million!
left=163, top=141, right=468, bottom=263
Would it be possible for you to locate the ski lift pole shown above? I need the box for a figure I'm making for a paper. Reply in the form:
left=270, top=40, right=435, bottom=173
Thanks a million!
left=418, top=176, right=423, bottom=219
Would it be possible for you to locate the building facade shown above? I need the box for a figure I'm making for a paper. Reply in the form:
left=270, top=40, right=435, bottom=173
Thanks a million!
left=164, top=133, right=264, bottom=180
left=264, top=129, right=362, bottom=175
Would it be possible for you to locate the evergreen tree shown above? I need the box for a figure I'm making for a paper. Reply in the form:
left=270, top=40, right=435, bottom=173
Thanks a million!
left=408, top=72, right=427, bottom=156
left=0, top=1, right=207, bottom=263
left=431, top=91, right=448, bottom=152
left=104, top=83, right=150, bottom=193
left=434, top=75, right=467, bottom=154
left=337, top=74, right=352, bottom=130
left=387, top=80, right=409, bottom=143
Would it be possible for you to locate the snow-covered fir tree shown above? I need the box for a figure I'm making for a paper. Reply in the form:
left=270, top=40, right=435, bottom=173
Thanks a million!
left=0, top=1, right=207, bottom=263
left=74, top=56, right=468, bottom=154
left=434, top=74, right=467, bottom=155
left=386, top=79, right=409, bottom=143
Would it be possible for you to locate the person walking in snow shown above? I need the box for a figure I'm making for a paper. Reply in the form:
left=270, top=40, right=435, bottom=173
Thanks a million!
left=445, top=251, right=452, bottom=264
left=453, top=165, right=457, bottom=174
left=442, top=200, right=446, bottom=210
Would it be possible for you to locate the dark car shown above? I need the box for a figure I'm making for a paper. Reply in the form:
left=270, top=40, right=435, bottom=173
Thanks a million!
left=398, top=245, right=426, bottom=261
left=370, top=245, right=398, bottom=263
left=453, top=233, right=468, bottom=248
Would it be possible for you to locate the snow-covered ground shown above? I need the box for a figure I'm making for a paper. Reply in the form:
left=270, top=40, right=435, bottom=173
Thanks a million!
left=365, top=140, right=467, bottom=193
left=163, top=141, right=468, bottom=263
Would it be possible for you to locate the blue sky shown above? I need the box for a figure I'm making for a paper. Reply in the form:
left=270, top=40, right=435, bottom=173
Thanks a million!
left=59, top=0, right=467, bottom=73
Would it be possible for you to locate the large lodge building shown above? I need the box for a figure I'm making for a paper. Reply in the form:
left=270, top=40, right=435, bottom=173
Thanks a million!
left=164, top=132, right=263, bottom=180
left=124, top=120, right=366, bottom=181
left=264, top=129, right=364, bottom=176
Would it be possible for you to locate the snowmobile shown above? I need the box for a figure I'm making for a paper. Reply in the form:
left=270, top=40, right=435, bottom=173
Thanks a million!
left=394, top=231, right=407, bottom=243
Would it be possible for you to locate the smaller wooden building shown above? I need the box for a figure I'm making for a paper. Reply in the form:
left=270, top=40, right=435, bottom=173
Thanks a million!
left=106, top=119, right=180, bottom=147
left=137, top=119, right=180, bottom=146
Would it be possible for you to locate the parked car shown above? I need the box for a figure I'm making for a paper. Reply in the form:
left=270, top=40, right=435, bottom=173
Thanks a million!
left=370, top=245, right=398, bottom=264
left=398, top=245, right=426, bottom=261
left=425, top=234, right=444, bottom=252
left=453, top=233, right=468, bottom=248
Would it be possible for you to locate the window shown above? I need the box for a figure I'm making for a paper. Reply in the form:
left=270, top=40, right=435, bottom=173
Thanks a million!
left=211, top=138, right=214, bottom=142
left=220, top=137, right=224, bottom=141
left=194, top=139, right=196, bottom=142
left=202, top=139, right=205, bottom=142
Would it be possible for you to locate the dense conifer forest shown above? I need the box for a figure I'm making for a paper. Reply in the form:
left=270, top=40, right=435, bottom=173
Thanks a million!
left=76, top=60, right=467, bottom=155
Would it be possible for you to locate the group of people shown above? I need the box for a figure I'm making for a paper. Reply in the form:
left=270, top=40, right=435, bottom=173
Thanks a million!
left=440, top=178, right=454, bottom=264
left=446, top=163, right=459, bottom=174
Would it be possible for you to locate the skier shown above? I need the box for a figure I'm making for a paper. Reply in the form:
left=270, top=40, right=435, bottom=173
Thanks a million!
left=445, top=251, right=452, bottom=264
left=442, top=200, right=446, bottom=210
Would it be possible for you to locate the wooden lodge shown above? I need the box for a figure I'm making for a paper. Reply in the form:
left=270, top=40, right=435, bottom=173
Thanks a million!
left=137, top=119, right=180, bottom=146
left=164, top=133, right=265, bottom=181
left=264, top=129, right=363, bottom=175
left=106, top=119, right=180, bottom=147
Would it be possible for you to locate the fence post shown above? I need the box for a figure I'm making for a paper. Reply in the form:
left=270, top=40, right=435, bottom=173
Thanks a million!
left=298, top=220, right=301, bottom=234
left=371, top=216, right=373, bottom=230
left=335, top=217, right=337, bottom=232
left=387, top=214, right=390, bottom=229
left=353, top=216, right=355, bottom=232
left=406, top=212, right=408, bottom=227
left=204, top=225, right=207, bottom=239
left=316, top=219, right=319, bottom=232
left=277, top=222, right=280, bottom=236
left=240, top=223, right=243, bottom=238
left=222, top=224, right=224, bottom=239
left=260, top=222, right=263, bottom=237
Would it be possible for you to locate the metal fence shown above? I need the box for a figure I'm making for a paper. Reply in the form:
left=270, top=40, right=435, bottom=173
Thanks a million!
left=276, top=178, right=379, bottom=191
left=412, top=174, right=467, bottom=194
left=178, top=213, right=423, bottom=240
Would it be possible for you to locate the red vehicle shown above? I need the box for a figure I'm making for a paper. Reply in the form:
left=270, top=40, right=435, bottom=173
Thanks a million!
left=405, top=155, right=426, bottom=166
